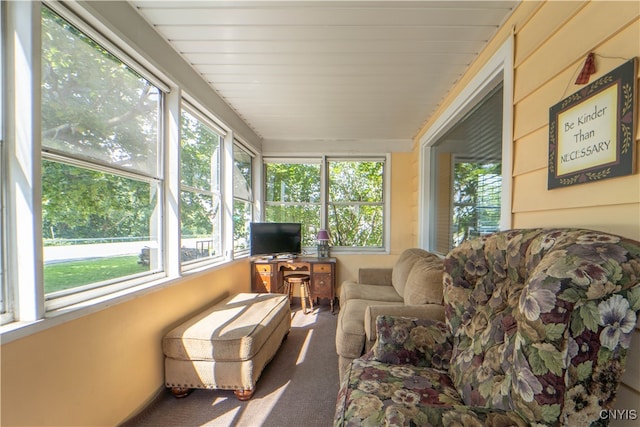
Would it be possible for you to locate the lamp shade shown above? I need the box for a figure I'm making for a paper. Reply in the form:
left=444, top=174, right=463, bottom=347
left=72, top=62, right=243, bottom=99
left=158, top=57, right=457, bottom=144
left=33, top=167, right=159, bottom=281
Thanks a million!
left=317, top=229, right=330, bottom=241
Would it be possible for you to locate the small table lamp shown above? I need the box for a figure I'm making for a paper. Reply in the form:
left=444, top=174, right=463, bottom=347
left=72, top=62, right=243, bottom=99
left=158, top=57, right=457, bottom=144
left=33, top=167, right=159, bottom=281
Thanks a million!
left=316, top=229, right=330, bottom=258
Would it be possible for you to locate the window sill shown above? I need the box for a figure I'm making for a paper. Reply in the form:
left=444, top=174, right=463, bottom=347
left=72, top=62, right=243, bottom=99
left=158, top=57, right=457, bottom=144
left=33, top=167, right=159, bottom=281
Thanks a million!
left=0, top=258, right=234, bottom=345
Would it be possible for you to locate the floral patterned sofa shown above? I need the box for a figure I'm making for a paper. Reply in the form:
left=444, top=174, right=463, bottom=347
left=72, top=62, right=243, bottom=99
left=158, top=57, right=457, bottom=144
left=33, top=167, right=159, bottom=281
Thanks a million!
left=334, top=228, right=640, bottom=426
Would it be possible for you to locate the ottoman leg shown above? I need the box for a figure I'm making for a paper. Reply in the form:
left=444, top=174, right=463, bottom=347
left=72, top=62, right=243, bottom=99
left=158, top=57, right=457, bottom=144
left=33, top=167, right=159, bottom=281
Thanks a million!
left=170, top=387, right=192, bottom=398
left=234, top=389, right=254, bottom=401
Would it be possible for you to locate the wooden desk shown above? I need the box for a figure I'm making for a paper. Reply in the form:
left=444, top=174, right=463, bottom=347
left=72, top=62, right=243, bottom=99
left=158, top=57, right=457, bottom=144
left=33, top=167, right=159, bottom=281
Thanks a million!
left=251, top=257, right=336, bottom=312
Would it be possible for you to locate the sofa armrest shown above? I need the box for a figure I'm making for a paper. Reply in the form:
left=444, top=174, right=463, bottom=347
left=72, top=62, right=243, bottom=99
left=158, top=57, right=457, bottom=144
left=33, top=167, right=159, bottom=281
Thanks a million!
left=358, top=268, right=392, bottom=286
left=369, top=315, right=452, bottom=370
left=364, top=304, right=445, bottom=344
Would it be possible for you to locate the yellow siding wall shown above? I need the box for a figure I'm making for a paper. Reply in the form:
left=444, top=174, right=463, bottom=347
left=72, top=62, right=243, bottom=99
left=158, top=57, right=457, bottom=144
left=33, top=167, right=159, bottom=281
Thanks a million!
left=415, top=1, right=640, bottom=423
left=512, top=3, right=640, bottom=421
left=436, top=153, right=452, bottom=254
left=512, top=1, right=640, bottom=240
left=1, top=261, right=250, bottom=426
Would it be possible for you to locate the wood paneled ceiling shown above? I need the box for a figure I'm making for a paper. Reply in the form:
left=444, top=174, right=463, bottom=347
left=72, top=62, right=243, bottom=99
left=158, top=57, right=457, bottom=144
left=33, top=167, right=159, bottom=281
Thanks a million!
left=130, top=1, right=518, bottom=145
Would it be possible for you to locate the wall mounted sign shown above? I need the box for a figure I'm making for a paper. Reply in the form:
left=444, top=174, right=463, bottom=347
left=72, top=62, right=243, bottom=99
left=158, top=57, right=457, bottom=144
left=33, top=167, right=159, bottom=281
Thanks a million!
left=548, top=58, right=637, bottom=189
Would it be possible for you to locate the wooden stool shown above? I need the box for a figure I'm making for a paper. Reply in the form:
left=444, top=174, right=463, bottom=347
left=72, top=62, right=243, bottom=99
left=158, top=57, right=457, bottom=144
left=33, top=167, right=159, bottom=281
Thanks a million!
left=284, top=273, right=313, bottom=314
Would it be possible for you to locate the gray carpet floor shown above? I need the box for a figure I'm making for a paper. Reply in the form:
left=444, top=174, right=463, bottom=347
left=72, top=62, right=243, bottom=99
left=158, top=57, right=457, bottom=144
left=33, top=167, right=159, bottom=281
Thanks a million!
left=122, top=301, right=340, bottom=427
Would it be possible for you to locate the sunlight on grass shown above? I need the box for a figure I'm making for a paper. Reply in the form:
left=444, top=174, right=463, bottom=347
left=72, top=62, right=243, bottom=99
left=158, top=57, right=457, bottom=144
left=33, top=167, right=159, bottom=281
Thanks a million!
left=44, top=255, right=149, bottom=293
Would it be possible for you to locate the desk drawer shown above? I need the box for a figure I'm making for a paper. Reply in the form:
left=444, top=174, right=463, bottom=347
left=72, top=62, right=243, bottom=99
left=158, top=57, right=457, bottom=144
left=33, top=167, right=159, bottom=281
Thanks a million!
left=313, top=263, right=332, bottom=273
left=254, top=264, right=272, bottom=274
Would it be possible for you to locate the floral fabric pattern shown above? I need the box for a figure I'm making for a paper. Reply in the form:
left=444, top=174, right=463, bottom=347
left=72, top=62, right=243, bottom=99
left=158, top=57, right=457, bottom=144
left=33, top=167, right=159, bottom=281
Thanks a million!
left=372, top=316, right=453, bottom=370
left=334, top=229, right=640, bottom=427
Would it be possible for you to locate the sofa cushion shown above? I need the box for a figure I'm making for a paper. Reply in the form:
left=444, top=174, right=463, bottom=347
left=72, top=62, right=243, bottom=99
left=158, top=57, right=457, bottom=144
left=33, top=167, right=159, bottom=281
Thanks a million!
left=163, top=293, right=290, bottom=362
left=340, top=281, right=404, bottom=303
left=391, top=248, right=433, bottom=297
left=335, top=358, right=505, bottom=427
left=336, top=298, right=403, bottom=359
left=335, top=344, right=528, bottom=427
left=403, top=256, right=444, bottom=305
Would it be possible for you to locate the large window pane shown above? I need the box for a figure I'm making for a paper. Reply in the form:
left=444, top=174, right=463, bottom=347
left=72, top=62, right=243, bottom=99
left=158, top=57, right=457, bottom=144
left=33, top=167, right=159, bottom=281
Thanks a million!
left=329, top=160, right=383, bottom=203
left=0, top=138, right=4, bottom=315
left=41, top=6, right=163, bottom=299
left=329, top=160, right=384, bottom=248
left=42, top=161, right=160, bottom=295
left=180, top=191, right=220, bottom=261
left=0, top=4, right=4, bottom=317
left=233, top=200, right=252, bottom=252
left=328, top=205, right=383, bottom=247
left=233, top=146, right=252, bottom=200
left=262, top=158, right=388, bottom=251
left=180, top=110, right=222, bottom=263
left=265, top=162, right=320, bottom=247
left=41, top=7, right=160, bottom=176
left=233, top=146, right=253, bottom=252
left=265, top=163, right=320, bottom=203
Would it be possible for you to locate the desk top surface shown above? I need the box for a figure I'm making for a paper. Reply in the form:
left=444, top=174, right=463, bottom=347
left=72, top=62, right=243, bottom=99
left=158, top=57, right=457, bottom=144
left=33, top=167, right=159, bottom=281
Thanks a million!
left=251, top=256, right=336, bottom=264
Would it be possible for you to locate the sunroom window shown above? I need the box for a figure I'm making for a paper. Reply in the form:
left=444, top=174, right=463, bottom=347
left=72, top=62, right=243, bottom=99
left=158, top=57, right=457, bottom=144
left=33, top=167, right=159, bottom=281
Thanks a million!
left=0, top=1, right=5, bottom=319
left=264, top=160, right=321, bottom=248
left=180, top=107, right=223, bottom=266
left=41, top=6, right=164, bottom=306
left=0, top=129, right=5, bottom=319
left=233, top=144, right=254, bottom=253
left=0, top=153, right=4, bottom=316
left=328, top=159, right=385, bottom=249
left=263, top=157, right=387, bottom=252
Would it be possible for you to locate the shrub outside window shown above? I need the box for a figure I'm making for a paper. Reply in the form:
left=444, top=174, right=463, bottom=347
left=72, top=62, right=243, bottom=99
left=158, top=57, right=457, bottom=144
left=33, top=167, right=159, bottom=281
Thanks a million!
left=180, top=109, right=223, bottom=265
left=41, top=6, right=163, bottom=303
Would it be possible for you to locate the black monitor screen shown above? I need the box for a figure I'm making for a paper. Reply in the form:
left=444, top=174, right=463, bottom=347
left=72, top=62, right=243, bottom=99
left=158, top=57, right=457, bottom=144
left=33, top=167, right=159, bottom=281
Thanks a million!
left=249, top=222, right=302, bottom=257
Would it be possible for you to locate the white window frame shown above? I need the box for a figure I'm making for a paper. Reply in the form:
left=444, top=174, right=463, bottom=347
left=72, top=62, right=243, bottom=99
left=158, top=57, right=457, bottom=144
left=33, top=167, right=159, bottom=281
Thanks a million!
left=6, top=0, right=44, bottom=323
left=179, top=102, right=227, bottom=270
left=39, top=3, right=168, bottom=311
left=0, top=1, right=261, bottom=340
left=0, top=0, right=8, bottom=323
left=232, top=141, right=257, bottom=257
left=262, top=154, right=390, bottom=254
left=326, top=156, right=389, bottom=253
left=418, top=36, right=514, bottom=252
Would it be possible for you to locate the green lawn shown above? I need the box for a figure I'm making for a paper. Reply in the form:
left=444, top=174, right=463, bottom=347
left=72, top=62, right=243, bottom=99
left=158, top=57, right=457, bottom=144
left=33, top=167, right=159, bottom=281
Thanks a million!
left=44, top=255, right=149, bottom=293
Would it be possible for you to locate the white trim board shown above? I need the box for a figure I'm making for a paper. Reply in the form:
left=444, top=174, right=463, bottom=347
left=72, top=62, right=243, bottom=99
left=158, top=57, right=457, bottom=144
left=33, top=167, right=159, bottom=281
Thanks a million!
left=261, top=138, right=414, bottom=156
left=418, top=36, right=514, bottom=251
